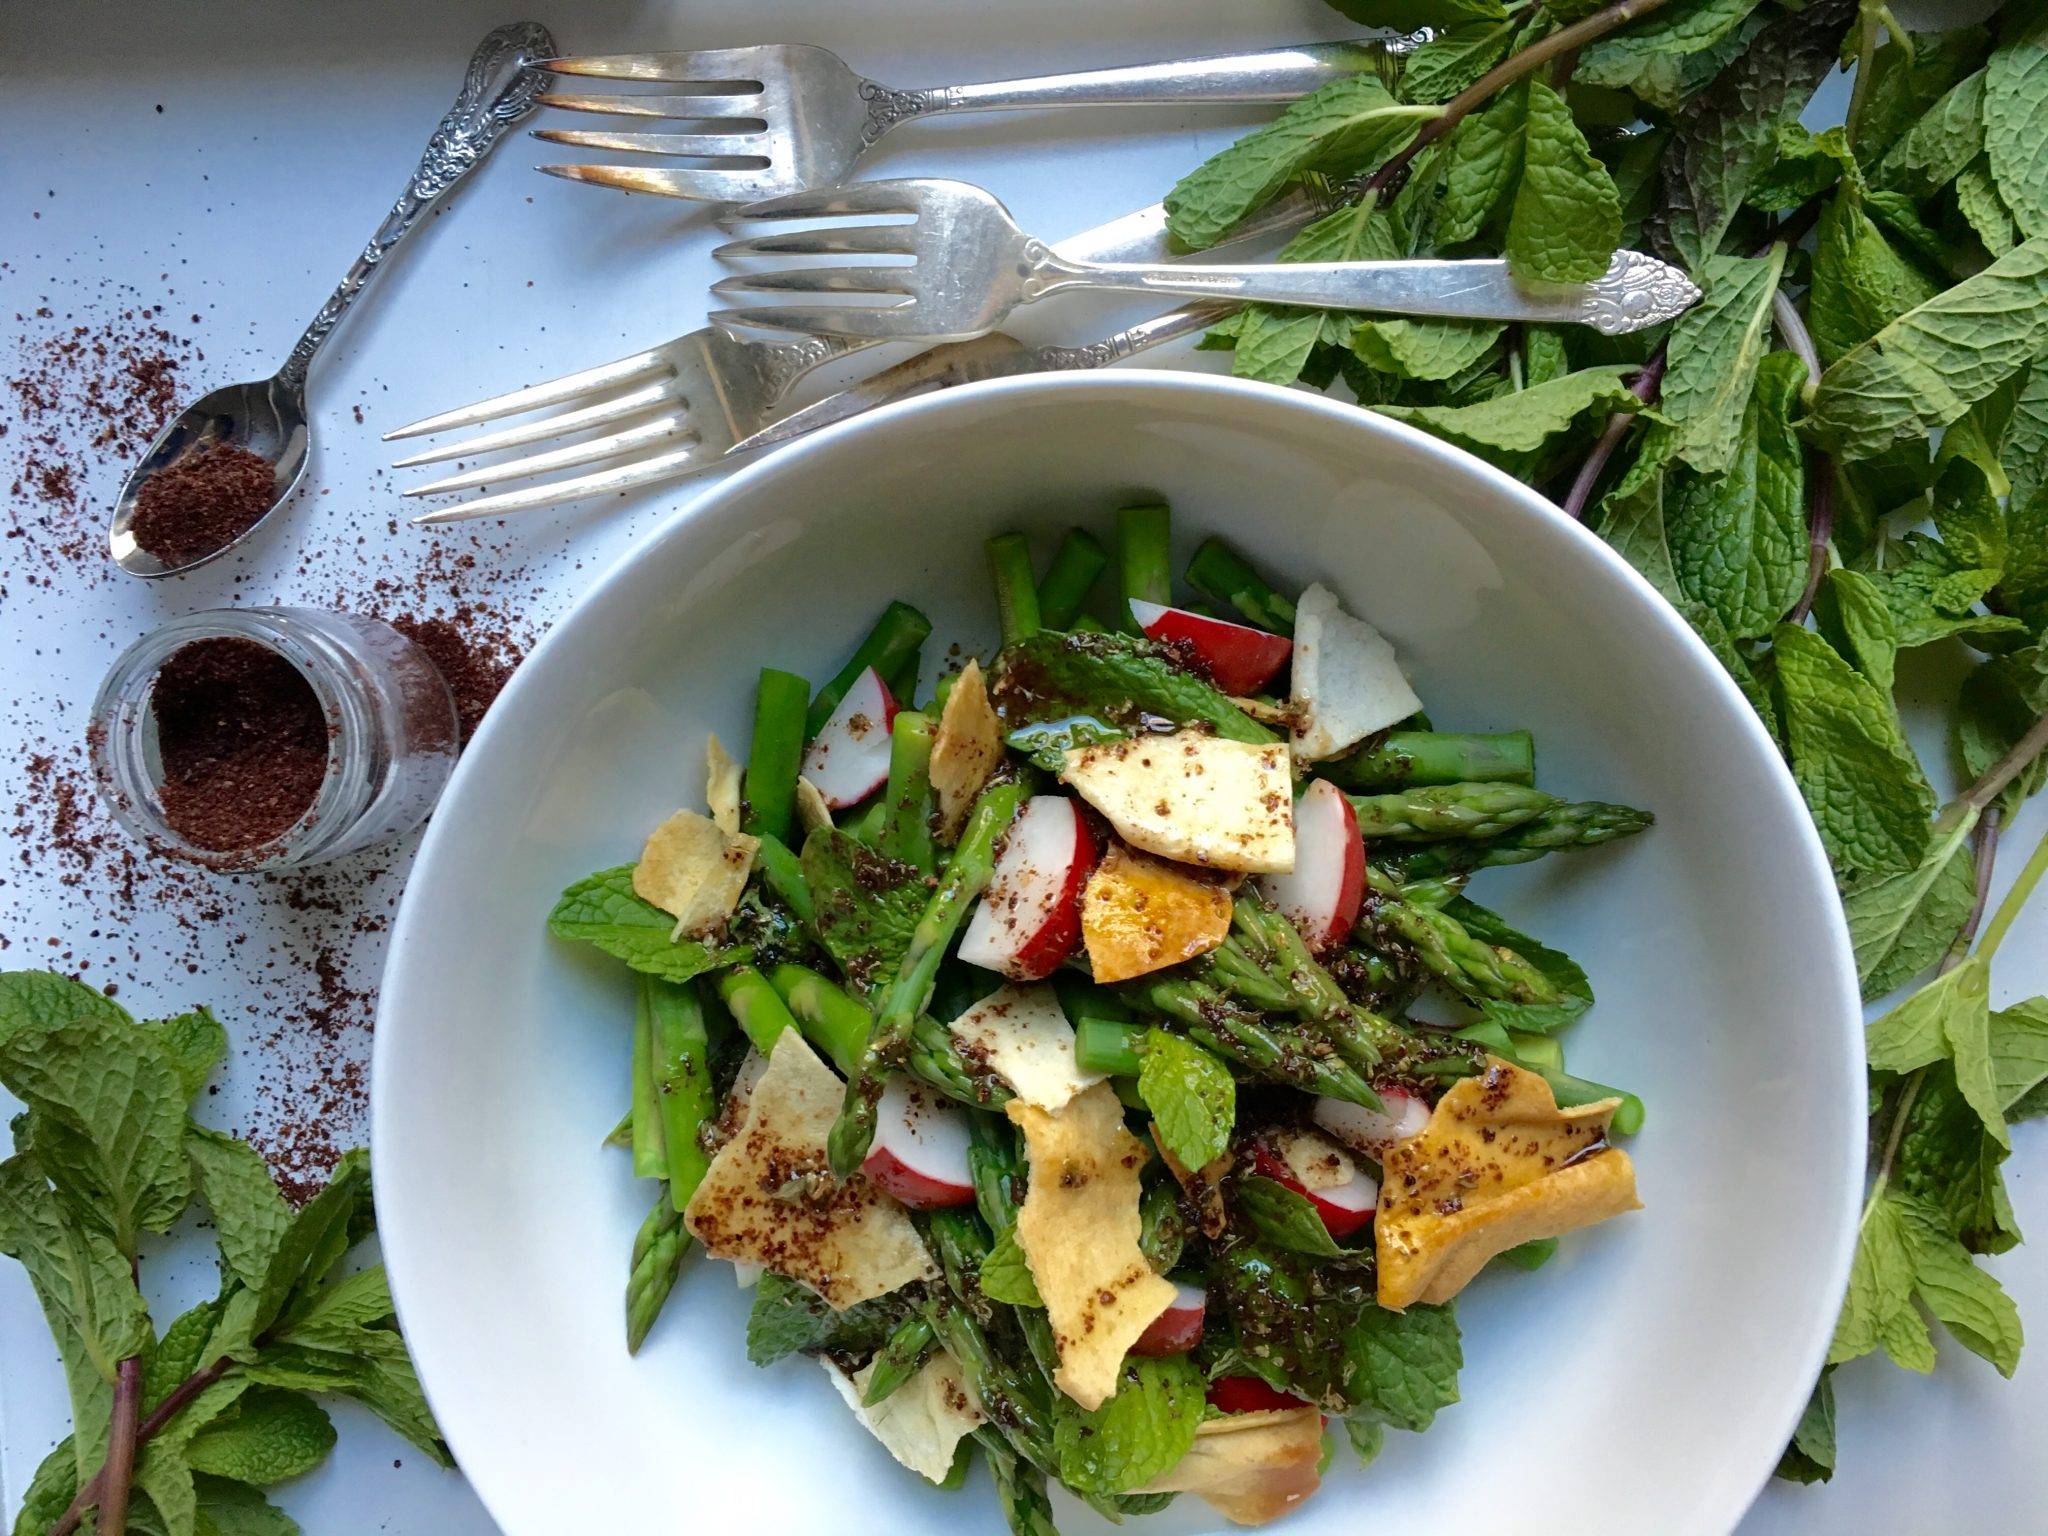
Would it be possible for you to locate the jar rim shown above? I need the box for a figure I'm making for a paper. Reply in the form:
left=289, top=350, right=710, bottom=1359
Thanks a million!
left=89, top=607, right=378, bottom=871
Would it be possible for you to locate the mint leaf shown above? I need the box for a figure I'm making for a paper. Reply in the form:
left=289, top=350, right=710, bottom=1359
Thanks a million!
left=1163, top=75, right=1428, bottom=249
left=1999, top=484, right=2048, bottom=632
left=184, top=1387, right=337, bottom=1487
left=0, top=1018, right=192, bottom=1252
left=978, top=1222, right=1044, bottom=1308
left=546, top=865, right=748, bottom=984
left=1842, top=815, right=1976, bottom=1001
left=252, top=1149, right=372, bottom=1335
left=189, top=1478, right=302, bottom=1536
left=1856, top=25, right=1993, bottom=160
left=1874, top=69, right=1986, bottom=198
left=1443, top=897, right=1592, bottom=1034
left=1052, top=1354, right=1204, bottom=1495
left=1137, top=1029, right=1234, bottom=1172
left=1956, top=646, right=2048, bottom=797
left=1232, top=199, right=1401, bottom=387
left=1398, top=19, right=1516, bottom=103
left=744, top=1272, right=899, bottom=1366
left=1660, top=249, right=1787, bottom=476
left=1343, top=1414, right=1386, bottom=1468
left=1576, top=0, right=1767, bottom=106
left=1377, top=365, right=1647, bottom=454
left=1959, top=158, right=2021, bottom=255
left=14, top=1440, right=82, bottom=1535
left=0, top=1151, right=152, bottom=1382
left=241, top=1326, right=449, bottom=1468
left=0, top=970, right=131, bottom=1047
left=1866, top=954, right=1986, bottom=1074
left=1237, top=1175, right=1345, bottom=1257
left=1804, top=235, right=2048, bottom=462
left=801, top=827, right=924, bottom=989
left=1507, top=81, right=1622, bottom=283
left=1339, top=1302, right=1462, bottom=1432
left=1897, top=1065, right=2019, bottom=1255
left=1440, top=85, right=1528, bottom=244
left=1812, top=567, right=1900, bottom=696
left=150, top=1007, right=227, bottom=1105
left=1667, top=350, right=1808, bottom=638
left=1774, top=1371, right=1837, bottom=1484
left=1895, top=1195, right=2024, bottom=1375
left=187, top=1125, right=295, bottom=1293
left=1772, top=625, right=1936, bottom=878
left=1830, top=1191, right=1919, bottom=1366
left=1352, top=317, right=1503, bottom=382
left=1991, top=998, right=2048, bottom=1117
left=1986, top=0, right=2048, bottom=238
left=2003, top=363, right=2048, bottom=511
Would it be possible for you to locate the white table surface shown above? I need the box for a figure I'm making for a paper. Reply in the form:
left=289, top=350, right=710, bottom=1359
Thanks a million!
left=2, top=2, right=2041, bottom=1532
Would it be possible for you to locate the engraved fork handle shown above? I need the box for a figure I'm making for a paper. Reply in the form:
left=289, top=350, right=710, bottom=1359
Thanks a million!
left=277, top=22, right=555, bottom=391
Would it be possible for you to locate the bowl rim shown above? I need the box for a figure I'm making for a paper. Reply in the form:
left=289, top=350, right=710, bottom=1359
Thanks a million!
left=372, top=366, right=1864, bottom=1534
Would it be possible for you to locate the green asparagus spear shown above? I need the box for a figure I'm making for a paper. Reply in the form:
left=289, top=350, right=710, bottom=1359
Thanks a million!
left=882, top=711, right=938, bottom=875
left=1034, top=527, right=1109, bottom=629
left=716, top=964, right=801, bottom=1054
left=1183, top=535, right=1297, bottom=632
left=630, top=982, right=667, bottom=1180
left=987, top=533, right=1043, bottom=645
left=646, top=977, right=715, bottom=1211
left=1323, top=730, right=1536, bottom=791
left=765, top=962, right=869, bottom=1073
left=1114, top=504, right=1173, bottom=633
left=625, top=1188, right=689, bottom=1353
left=753, top=833, right=815, bottom=925
left=925, top=1298, right=1057, bottom=1470
left=1360, top=869, right=1565, bottom=1009
left=1073, top=1017, right=1144, bottom=1076
left=603, top=1109, right=632, bottom=1149
left=744, top=667, right=811, bottom=843
left=807, top=601, right=933, bottom=737
left=977, top=1428, right=1061, bottom=1536
left=966, top=1113, right=1025, bottom=1234
left=862, top=1312, right=939, bottom=1405
left=1373, top=801, right=1656, bottom=879
left=1118, top=976, right=1383, bottom=1105
left=885, top=644, right=923, bottom=707
left=1346, top=783, right=1560, bottom=840
left=829, top=781, right=1028, bottom=1175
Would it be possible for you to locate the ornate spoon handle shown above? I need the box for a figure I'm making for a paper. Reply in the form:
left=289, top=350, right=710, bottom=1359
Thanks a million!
left=278, top=21, right=555, bottom=390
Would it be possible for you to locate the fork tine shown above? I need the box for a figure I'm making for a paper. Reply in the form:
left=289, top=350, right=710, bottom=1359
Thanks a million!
left=403, top=413, right=695, bottom=496
left=721, top=181, right=923, bottom=226
left=710, top=269, right=914, bottom=298
left=712, top=305, right=919, bottom=341
left=533, top=128, right=769, bottom=160
left=410, top=441, right=721, bottom=525
left=389, top=380, right=681, bottom=468
left=538, top=163, right=791, bottom=203
left=382, top=349, right=670, bottom=440
left=538, top=89, right=763, bottom=120
left=544, top=49, right=767, bottom=84
left=713, top=226, right=917, bottom=260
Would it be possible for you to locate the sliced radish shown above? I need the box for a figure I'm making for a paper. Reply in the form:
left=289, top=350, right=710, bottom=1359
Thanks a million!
left=1314, top=1086, right=1432, bottom=1159
left=1131, top=1280, right=1207, bottom=1357
left=860, top=1077, right=974, bottom=1209
left=1255, top=779, right=1363, bottom=952
left=801, top=667, right=899, bottom=809
left=1130, top=599, right=1293, bottom=695
left=1253, top=1130, right=1379, bottom=1240
left=1206, top=1375, right=1310, bottom=1414
left=958, top=796, right=1097, bottom=980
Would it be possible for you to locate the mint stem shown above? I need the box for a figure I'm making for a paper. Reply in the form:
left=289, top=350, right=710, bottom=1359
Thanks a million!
left=1979, top=816, right=2048, bottom=965
left=1962, top=707, right=2048, bottom=814
left=49, top=1357, right=232, bottom=1536
left=95, top=1356, right=142, bottom=1536
left=1560, top=346, right=1668, bottom=519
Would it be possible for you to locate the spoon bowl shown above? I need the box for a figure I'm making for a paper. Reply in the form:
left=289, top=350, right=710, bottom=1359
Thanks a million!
left=107, top=378, right=310, bottom=579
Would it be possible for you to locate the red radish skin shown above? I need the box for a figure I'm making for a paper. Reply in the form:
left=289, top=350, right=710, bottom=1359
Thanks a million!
left=1131, top=1281, right=1207, bottom=1356
left=801, top=667, right=899, bottom=809
left=1206, top=1376, right=1310, bottom=1414
left=1255, top=779, right=1364, bottom=951
left=860, top=1078, right=974, bottom=1209
left=1252, top=1139, right=1378, bottom=1240
left=1313, top=1086, right=1432, bottom=1158
left=957, top=796, right=1097, bottom=979
left=1129, top=599, right=1293, bottom=695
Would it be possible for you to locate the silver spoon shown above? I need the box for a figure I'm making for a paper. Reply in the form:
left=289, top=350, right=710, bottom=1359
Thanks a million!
left=109, top=21, right=555, bottom=579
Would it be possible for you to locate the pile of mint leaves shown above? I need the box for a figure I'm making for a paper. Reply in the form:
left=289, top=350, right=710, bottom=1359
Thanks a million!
left=0, top=971, right=446, bottom=1536
left=1162, top=0, right=2048, bottom=1484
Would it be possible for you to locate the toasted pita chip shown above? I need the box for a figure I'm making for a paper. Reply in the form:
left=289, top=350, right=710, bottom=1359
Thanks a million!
left=795, top=775, right=835, bottom=836
left=1061, top=731, right=1294, bottom=874
left=1082, top=842, right=1234, bottom=983
left=634, top=809, right=760, bottom=940
left=685, top=1031, right=937, bottom=1309
left=930, top=660, right=1003, bottom=842
left=1376, top=1059, right=1641, bottom=1308
left=1289, top=583, right=1422, bottom=762
left=706, top=733, right=744, bottom=835
left=1140, top=1407, right=1324, bottom=1525
left=947, top=983, right=1103, bottom=1113
left=1007, top=1083, right=1176, bottom=1410
left=821, top=1350, right=985, bottom=1484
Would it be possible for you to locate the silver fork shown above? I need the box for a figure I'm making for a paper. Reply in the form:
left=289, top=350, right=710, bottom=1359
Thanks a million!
left=386, top=191, right=1331, bottom=522
left=713, top=179, right=1703, bottom=344
left=533, top=38, right=1399, bottom=203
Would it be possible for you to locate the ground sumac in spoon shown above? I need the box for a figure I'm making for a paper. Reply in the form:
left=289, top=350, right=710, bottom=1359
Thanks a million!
left=129, top=441, right=276, bottom=566
left=151, top=637, right=329, bottom=852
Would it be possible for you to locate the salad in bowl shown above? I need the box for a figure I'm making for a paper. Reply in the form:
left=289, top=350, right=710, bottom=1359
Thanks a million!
left=545, top=501, right=1651, bottom=1531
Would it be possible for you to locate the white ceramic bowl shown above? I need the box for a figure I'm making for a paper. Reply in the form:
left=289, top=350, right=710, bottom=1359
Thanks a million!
left=373, top=371, right=1861, bottom=1536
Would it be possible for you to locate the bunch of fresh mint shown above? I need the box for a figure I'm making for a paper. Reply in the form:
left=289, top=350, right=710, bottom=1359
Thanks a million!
left=1165, top=0, right=2048, bottom=1482
left=0, top=971, right=446, bottom=1536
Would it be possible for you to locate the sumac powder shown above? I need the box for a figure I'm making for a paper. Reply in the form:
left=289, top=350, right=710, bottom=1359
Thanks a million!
left=130, top=442, right=276, bottom=567
left=152, top=638, right=330, bottom=852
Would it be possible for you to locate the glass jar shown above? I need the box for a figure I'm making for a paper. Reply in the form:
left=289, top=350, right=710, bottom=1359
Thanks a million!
left=90, top=607, right=460, bottom=871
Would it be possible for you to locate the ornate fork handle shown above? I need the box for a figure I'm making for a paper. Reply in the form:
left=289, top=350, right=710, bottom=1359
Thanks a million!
left=279, top=21, right=555, bottom=389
